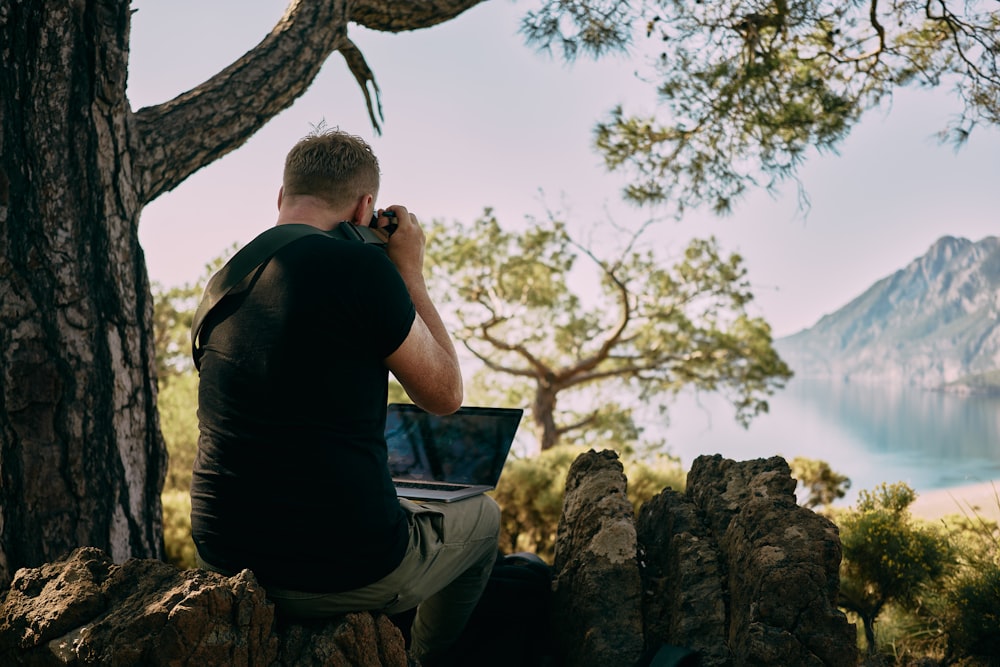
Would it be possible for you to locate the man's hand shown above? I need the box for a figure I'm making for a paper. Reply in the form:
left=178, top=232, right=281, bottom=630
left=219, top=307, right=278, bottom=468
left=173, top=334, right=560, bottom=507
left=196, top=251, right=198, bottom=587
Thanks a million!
left=376, top=205, right=425, bottom=278
left=377, top=204, right=463, bottom=415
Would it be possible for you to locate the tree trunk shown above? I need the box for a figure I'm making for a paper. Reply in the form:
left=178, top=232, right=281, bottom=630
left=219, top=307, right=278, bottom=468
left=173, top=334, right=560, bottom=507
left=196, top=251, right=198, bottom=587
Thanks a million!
left=533, top=380, right=560, bottom=451
left=0, top=1, right=165, bottom=587
left=0, top=0, right=488, bottom=590
left=862, top=611, right=878, bottom=656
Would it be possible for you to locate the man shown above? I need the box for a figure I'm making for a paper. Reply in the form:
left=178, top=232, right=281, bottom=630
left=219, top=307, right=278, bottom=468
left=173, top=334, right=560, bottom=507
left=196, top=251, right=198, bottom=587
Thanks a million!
left=191, top=128, right=501, bottom=665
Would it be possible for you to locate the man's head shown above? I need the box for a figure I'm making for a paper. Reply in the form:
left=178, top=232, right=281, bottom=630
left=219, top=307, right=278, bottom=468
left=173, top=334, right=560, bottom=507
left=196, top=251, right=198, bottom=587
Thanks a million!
left=282, top=129, right=380, bottom=211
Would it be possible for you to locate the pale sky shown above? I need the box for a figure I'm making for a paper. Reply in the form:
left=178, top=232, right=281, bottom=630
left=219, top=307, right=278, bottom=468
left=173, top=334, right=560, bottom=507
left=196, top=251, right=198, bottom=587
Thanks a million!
left=128, top=0, right=999, bottom=339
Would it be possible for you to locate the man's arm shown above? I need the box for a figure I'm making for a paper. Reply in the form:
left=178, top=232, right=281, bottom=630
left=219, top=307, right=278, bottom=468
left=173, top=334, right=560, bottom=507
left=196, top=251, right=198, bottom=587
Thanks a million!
left=380, top=206, right=463, bottom=415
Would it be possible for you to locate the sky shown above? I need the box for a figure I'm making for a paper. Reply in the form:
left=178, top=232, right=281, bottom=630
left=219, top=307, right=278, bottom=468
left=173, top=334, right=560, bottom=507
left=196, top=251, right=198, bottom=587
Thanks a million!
left=127, top=0, right=999, bottom=339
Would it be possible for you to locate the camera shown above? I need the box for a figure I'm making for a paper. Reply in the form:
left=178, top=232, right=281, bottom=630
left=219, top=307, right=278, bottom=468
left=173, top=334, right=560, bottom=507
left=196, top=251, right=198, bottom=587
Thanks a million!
left=370, top=209, right=398, bottom=236
left=333, top=210, right=396, bottom=247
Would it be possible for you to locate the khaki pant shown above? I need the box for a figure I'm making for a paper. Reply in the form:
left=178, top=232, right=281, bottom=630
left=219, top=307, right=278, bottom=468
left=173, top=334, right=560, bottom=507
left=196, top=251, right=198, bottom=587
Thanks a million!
left=198, top=494, right=501, bottom=663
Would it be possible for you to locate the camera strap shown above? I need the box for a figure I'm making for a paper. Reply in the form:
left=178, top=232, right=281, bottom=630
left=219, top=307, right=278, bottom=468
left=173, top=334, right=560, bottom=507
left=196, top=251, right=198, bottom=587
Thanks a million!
left=190, top=223, right=379, bottom=369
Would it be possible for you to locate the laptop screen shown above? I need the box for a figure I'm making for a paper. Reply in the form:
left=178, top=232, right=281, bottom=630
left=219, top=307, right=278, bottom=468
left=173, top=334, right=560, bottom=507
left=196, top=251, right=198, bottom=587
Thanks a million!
left=385, top=404, right=523, bottom=485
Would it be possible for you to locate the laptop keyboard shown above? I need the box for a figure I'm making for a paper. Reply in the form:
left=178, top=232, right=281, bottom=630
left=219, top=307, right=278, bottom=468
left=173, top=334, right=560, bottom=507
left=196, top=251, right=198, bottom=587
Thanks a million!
left=395, top=480, right=468, bottom=491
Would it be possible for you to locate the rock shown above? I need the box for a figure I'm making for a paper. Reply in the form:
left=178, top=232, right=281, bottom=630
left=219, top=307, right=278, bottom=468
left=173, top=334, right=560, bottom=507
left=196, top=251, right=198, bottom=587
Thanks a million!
left=277, top=613, right=407, bottom=666
left=636, top=487, right=731, bottom=666
left=723, top=475, right=856, bottom=666
left=635, top=454, right=859, bottom=667
left=2, top=452, right=859, bottom=666
left=0, top=546, right=405, bottom=666
left=551, top=449, right=645, bottom=667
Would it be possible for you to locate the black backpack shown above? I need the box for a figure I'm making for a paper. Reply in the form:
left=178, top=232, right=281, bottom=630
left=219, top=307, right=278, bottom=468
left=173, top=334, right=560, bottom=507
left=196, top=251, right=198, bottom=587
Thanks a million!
left=393, top=551, right=554, bottom=667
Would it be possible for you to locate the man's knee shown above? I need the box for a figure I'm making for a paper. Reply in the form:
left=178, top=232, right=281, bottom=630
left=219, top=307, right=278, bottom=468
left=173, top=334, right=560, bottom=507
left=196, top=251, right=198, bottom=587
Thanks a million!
left=480, top=494, right=501, bottom=533
left=453, top=495, right=500, bottom=561
left=473, top=495, right=501, bottom=556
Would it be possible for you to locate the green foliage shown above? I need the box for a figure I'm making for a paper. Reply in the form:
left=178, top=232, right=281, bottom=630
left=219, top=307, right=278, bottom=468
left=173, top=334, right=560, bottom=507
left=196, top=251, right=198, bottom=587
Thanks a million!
left=153, top=251, right=232, bottom=567
left=163, top=489, right=197, bottom=569
left=156, top=358, right=200, bottom=569
left=790, top=456, right=851, bottom=508
left=621, top=452, right=686, bottom=516
left=845, top=504, right=1000, bottom=664
left=492, top=446, right=585, bottom=560
left=521, top=0, right=633, bottom=60
left=860, top=603, right=947, bottom=667
left=943, top=560, right=1000, bottom=661
left=388, top=379, right=409, bottom=404
left=159, top=372, right=199, bottom=492
left=426, top=213, right=792, bottom=451
left=837, top=482, right=954, bottom=656
left=152, top=279, right=200, bottom=380
left=935, top=501, right=1000, bottom=663
left=152, top=248, right=233, bottom=380
left=490, top=445, right=685, bottom=562
left=524, top=1, right=1000, bottom=215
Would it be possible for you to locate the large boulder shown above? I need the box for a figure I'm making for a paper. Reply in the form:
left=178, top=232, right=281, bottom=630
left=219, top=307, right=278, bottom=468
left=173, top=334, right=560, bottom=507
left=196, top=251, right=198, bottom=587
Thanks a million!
left=685, top=454, right=857, bottom=666
left=551, top=449, right=645, bottom=667
left=637, top=487, right=731, bottom=666
left=554, top=451, right=859, bottom=667
left=0, top=546, right=406, bottom=666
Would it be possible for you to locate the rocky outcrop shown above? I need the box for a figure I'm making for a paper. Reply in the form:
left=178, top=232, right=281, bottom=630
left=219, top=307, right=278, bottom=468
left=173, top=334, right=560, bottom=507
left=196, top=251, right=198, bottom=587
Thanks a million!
left=1, top=452, right=858, bottom=666
left=551, top=449, right=645, bottom=667
left=0, top=547, right=406, bottom=666
left=638, top=487, right=730, bottom=666
left=552, top=451, right=859, bottom=667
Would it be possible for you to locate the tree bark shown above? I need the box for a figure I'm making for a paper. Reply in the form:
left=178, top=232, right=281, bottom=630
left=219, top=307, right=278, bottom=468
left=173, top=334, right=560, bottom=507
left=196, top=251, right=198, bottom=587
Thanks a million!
left=0, top=0, right=165, bottom=587
left=0, top=0, right=487, bottom=589
left=533, top=380, right=560, bottom=451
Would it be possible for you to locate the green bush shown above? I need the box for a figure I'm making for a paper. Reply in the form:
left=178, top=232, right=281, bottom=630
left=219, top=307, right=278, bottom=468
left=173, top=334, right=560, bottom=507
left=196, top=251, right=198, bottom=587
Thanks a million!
left=936, top=507, right=1000, bottom=663
left=944, top=563, right=1000, bottom=661
left=490, top=445, right=685, bottom=563
left=837, top=483, right=954, bottom=658
left=159, top=372, right=199, bottom=492
left=163, top=488, right=196, bottom=569
left=789, top=456, right=851, bottom=509
left=622, top=452, right=686, bottom=516
left=491, top=446, right=585, bottom=561
left=158, top=372, right=199, bottom=567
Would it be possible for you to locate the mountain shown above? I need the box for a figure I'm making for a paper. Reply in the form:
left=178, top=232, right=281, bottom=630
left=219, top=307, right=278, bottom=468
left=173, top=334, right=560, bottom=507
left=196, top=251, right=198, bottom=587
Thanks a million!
left=774, top=235, right=1000, bottom=393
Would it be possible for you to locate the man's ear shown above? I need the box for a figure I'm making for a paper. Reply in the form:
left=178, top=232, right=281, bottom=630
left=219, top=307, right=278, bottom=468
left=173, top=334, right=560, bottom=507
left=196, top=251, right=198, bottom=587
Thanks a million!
left=351, top=193, right=375, bottom=225
left=277, top=186, right=284, bottom=210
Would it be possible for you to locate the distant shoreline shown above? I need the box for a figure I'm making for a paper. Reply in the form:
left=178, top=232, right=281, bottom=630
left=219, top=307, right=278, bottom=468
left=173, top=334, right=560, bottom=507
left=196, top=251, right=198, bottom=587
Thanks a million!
left=908, top=479, right=1000, bottom=523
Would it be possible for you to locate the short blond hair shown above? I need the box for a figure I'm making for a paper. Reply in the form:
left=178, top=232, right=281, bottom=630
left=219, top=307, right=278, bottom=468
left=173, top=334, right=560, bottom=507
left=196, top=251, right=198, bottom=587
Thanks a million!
left=282, top=128, right=380, bottom=209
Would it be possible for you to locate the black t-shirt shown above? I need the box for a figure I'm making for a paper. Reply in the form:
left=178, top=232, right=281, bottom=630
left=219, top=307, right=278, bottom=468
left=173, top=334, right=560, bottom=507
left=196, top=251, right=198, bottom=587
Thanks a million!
left=191, top=232, right=415, bottom=593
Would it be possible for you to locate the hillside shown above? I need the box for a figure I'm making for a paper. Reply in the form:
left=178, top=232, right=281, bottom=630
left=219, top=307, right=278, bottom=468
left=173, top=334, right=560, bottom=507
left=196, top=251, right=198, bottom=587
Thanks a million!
left=774, top=235, right=1000, bottom=392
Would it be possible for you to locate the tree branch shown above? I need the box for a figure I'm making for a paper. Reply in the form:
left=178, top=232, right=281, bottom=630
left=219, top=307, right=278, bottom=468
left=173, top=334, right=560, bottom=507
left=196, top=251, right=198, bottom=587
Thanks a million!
left=132, top=0, right=351, bottom=204
left=476, top=317, right=553, bottom=378
left=556, top=241, right=631, bottom=383
left=339, top=38, right=384, bottom=134
left=555, top=410, right=599, bottom=438
left=462, top=339, right=542, bottom=380
left=349, top=0, right=487, bottom=32
left=927, top=0, right=1000, bottom=87
left=131, top=0, right=488, bottom=206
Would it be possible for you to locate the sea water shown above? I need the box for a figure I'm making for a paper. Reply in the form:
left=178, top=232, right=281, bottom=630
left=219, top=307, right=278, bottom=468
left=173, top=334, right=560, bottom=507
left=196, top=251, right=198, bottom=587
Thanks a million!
left=662, top=378, right=1000, bottom=506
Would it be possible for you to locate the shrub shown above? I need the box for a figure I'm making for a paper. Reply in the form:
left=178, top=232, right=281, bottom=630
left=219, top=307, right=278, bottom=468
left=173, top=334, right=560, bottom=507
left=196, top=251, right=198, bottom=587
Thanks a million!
left=158, top=371, right=199, bottom=565
left=622, top=452, right=687, bottom=516
left=158, top=372, right=199, bottom=493
left=491, top=445, right=686, bottom=562
left=837, top=483, right=954, bottom=658
left=162, top=488, right=196, bottom=569
left=789, top=456, right=851, bottom=509
left=491, top=445, right=586, bottom=561
left=937, top=501, right=1000, bottom=663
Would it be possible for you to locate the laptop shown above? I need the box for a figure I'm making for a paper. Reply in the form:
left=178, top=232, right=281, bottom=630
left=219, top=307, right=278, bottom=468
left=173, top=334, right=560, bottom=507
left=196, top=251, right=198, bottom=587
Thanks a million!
left=385, top=403, right=523, bottom=503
